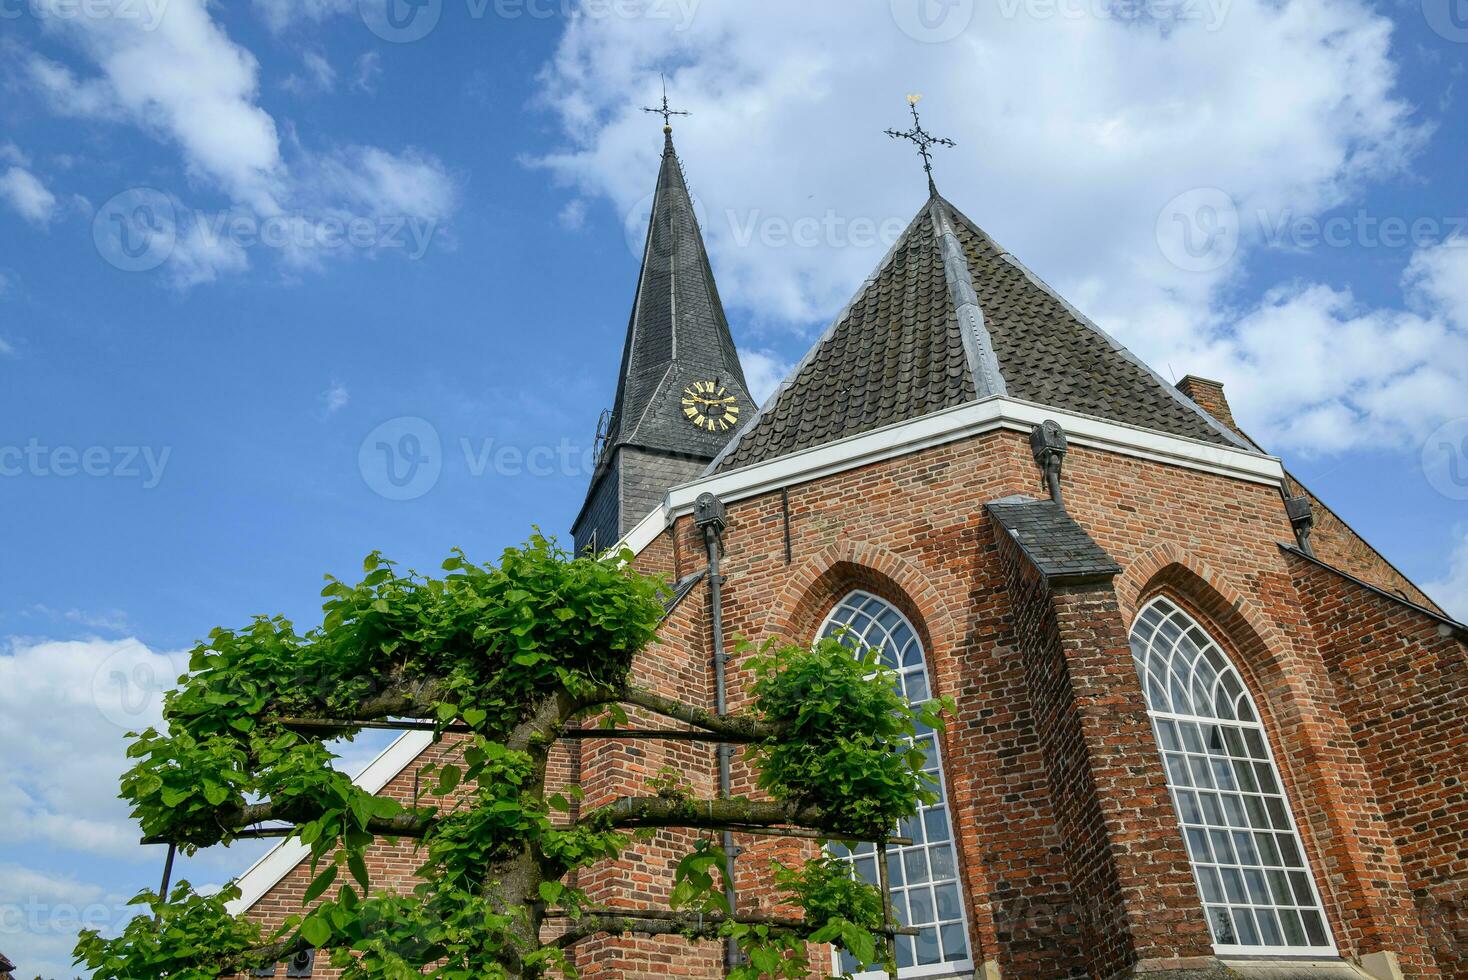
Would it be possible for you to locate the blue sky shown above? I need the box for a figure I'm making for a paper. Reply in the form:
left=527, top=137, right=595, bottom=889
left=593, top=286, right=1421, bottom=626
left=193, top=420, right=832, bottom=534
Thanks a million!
left=2, top=0, right=1467, bottom=974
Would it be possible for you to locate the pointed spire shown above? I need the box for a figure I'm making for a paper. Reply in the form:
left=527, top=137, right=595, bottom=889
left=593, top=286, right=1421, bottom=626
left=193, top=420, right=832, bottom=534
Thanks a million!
left=573, top=91, right=751, bottom=552
left=606, top=115, right=749, bottom=456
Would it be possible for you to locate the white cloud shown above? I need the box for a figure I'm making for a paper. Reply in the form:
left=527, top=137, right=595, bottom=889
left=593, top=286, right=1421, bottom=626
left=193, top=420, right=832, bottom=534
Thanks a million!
left=1179, top=279, right=1468, bottom=454
left=0, top=633, right=395, bottom=975
left=251, top=0, right=354, bottom=33
left=321, top=380, right=350, bottom=415
left=559, top=197, right=588, bottom=230
left=309, top=146, right=458, bottom=221
left=18, top=0, right=456, bottom=285
left=0, top=637, right=189, bottom=860
left=167, top=211, right=253, bottom=288
left=534, top=0, right=1464, bottom=456
left=741, top=348, right=794, bottom=405
left=0, top=863, right=127, bottom=979
left=283, top=49, right=337, bottom=95
left=25, top=0, right=284, bottom=213
left=353, top=51, right=382, bottom=94
left=0, top=142, right=30, bottom=166
left=1424, top=529, right=1468, bottom=622
left=26, top=604, right=132, bottom=633
left=1404, top=237, right=1468, bottom=329
left=0, top=166, right=58, bottom=225
left=24, top=53, right=119, bottom=118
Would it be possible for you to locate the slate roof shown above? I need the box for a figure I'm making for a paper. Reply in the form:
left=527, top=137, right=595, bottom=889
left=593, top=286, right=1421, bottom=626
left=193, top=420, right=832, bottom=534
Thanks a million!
left=712, top=192, right=1248, bottom=472
left=0, top=950, right=14, bottom=980
left=986, top=495, right=1122, bottom=586
left=604, top=129, right=752, bottom=460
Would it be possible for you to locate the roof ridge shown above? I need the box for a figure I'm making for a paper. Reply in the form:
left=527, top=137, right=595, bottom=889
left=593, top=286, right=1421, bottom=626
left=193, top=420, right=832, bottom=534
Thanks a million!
left=928, top=197, right=1006, bottom=398
left=935, top=195, right=1256, bottom=453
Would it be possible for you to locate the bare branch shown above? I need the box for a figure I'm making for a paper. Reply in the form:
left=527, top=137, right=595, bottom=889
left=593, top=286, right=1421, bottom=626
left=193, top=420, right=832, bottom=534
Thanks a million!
left=551, top=908, right=918, bottom=948
left=553, top=910, right=807, bottom=948
left=610, top=686, right=778, bottom=743
left=139, top=800, right=437, bottom=846
left=584, top=796, right=831, bottom=833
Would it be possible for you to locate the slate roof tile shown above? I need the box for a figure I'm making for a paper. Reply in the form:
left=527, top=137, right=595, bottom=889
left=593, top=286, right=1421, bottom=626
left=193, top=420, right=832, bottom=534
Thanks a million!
left=713, top=193, right=1245, bottom=472
left=986, top=496, right=1122, bottom=585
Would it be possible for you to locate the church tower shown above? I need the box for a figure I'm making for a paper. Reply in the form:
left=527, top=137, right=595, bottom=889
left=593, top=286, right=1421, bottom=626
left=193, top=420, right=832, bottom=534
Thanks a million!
left=572, top=122, right=752, bottom=554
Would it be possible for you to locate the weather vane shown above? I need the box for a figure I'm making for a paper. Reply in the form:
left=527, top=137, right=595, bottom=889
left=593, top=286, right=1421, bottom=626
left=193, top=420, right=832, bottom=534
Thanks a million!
left=642, top=73, right=690, bottom=132
left=885, top=94, right=955, bottom=196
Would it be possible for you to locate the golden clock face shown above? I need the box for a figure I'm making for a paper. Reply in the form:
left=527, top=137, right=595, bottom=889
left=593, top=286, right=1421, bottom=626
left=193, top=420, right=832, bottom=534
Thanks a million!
left=681, top=380, right=740, bottom=432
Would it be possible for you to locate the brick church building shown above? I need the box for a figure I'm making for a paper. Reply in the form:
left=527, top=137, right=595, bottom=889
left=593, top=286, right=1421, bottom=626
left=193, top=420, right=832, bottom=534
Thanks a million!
left=229, top=122, right=1468, bottom=979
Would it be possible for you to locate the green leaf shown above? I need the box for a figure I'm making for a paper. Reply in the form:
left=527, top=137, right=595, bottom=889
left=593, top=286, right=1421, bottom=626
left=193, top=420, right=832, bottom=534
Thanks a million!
left=347, top=851, right=370, bottom=891
left=303, top=864, right=338, bottom=904
left=300, top=915, right=331, bottom=948
left=436, top=765, right=461, bottom=795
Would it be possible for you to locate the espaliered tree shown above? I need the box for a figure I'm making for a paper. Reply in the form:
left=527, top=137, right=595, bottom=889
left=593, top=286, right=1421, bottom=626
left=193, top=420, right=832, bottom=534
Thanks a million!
left=76, top=535, right=948, bottom=980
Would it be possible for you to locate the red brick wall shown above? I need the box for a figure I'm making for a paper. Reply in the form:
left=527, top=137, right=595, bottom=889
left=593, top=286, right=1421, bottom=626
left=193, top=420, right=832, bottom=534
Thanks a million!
left=992, top=524, right=1216, bottom=976
left=238, top=425, right=1463, bottom=978
left=1290, top=553, right=1468, bottom=976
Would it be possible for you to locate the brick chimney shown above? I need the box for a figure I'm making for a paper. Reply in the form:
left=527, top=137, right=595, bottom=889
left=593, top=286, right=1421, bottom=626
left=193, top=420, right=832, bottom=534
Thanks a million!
left=1176, top=375, right=1241, bottom=436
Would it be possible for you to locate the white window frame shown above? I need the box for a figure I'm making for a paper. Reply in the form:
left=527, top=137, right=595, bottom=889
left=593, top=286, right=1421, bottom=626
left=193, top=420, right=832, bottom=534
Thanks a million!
left=818, top=590, right=976, bottom=980
left=1131, top=596, right=1337, bottom=958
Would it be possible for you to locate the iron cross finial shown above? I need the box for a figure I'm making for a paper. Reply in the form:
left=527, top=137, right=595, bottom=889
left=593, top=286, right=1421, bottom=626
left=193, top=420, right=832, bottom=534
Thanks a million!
left=642, top=73, right=690, bottom=132
left=885, top=94, right=956, bottom=196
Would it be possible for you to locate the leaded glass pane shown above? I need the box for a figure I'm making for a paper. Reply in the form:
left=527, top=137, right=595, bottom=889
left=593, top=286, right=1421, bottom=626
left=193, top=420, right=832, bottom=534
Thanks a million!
left=1131, top=598, right=1333, bottom=954
left=821, top=591, right=973, bottom=974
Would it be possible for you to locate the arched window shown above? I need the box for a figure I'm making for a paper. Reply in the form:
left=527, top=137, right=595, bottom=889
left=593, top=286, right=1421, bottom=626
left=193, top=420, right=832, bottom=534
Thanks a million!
left=1130, top=597, right=1334, bottom=955
left=821, top=591, right=973, bottom=976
